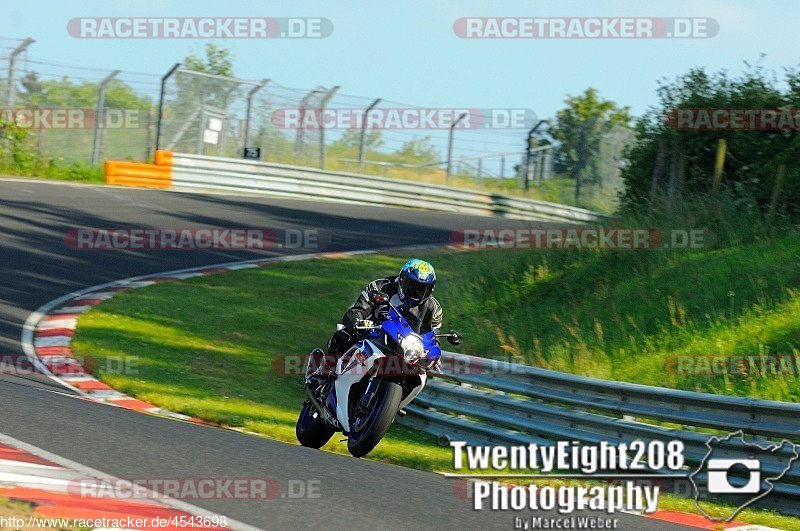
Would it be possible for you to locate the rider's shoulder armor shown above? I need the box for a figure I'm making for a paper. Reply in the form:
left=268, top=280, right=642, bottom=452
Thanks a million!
left=365, top=276, right=399, bottom=300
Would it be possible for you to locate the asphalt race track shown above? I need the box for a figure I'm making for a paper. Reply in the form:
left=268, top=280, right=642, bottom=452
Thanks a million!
left=0, top=179, right=693, bottom=530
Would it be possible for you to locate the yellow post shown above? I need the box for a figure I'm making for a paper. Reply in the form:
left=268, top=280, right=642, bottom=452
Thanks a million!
left=767, top=164, right=786, bottom=227
left=710, top=139, right=727, bottom=200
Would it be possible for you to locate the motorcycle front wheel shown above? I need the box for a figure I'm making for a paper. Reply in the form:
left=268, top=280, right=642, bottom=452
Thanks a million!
left=347, top=381, right=403, bottom=458
left=296, top=400, right=336, bottom=449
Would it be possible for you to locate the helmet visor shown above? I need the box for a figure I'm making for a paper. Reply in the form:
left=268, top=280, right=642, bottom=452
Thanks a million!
left=400, top=275, right=434, bottom=302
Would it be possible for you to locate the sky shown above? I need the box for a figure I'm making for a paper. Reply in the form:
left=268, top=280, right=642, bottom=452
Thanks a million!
left=1, top=0, right=797, bottom=168
left=2, top=1, right=798, bottom=115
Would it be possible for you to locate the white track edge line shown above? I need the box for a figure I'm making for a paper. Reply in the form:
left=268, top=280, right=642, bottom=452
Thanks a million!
left=21, top=244, right=449, bottom=397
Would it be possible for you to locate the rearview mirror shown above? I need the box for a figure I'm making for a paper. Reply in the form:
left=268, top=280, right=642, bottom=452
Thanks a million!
left=446, top=330, right=463, bottom=346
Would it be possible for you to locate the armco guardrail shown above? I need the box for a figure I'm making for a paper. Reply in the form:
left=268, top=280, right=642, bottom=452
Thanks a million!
left=401, top=352, right=800, bottom=515
left=105, top=151, right=610, bottom=223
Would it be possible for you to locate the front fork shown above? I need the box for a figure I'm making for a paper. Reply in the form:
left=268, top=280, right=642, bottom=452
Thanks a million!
left=353, top=377, right=380, bottom=423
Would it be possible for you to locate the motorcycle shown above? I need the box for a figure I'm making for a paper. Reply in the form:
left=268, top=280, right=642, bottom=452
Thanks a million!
left=296, top=291, right=462, bottom=457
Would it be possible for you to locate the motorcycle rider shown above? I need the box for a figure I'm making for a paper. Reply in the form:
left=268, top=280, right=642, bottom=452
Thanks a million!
left=305, top=258, right=442, bottom=386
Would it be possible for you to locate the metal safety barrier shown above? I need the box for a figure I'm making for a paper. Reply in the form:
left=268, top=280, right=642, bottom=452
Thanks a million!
left=166, top=152, right=608, bottom=223
left=400, top=352, right=800, bottom=515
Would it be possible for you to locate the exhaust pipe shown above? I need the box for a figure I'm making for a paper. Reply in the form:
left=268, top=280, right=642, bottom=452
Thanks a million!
left=305, top=385, right=341, bottom=429
left=305, top=385, right=326, bottom=414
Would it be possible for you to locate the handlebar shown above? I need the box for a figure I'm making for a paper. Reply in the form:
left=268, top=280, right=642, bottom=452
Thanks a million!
left=353, top=320, right=379, bottom=332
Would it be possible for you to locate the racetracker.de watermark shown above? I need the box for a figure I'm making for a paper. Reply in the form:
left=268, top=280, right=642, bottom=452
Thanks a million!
left=67, top=477, right=321, bottom=500
left=666, top=354, right=800, bottom=378
left=270, top=108, right=536, bottom=130
left=451, top=228, right=707, bottom=250
left=1, top=516, right=227, bottom=530
left=453, top=17, right=719, bottom=39
left=274, top=352, right=547, bottom=378
left=64, top=228, right=322, bottom=251
left=67, top=17, right=333, bottom=39
left=666, top=108, right=800, bottom=131
left=0, top=108, right=142, bottom=129
left=0, top=354, right=138, bottom=376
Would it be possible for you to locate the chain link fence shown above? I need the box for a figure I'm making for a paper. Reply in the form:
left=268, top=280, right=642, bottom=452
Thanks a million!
left=158, top=67, right=254, bottom=159
left=157, top=69, right=635, bottom=212
left=1, top=36, right=633, bottom=212
left=158, top=69, right=566, bottom=199
left=0, top=38, right=159, bottom=167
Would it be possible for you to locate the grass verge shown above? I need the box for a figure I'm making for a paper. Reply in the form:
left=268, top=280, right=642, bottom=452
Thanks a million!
left=72, top=243, right=800, bottom=528
left=0, top=161, right=104, bottom=183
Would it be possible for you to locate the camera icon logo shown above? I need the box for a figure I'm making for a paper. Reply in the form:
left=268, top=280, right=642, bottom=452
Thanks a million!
left=706, top=459, right=761, bottom=494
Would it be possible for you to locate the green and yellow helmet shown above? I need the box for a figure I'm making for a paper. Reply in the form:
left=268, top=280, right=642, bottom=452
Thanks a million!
left=398, top=258, right=436, bottom=307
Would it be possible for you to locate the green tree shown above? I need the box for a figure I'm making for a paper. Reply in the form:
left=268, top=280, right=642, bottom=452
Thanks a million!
left=18, top=74, right=151, bottom=110
left=545, top=88, right=632, bottom=185
left=19, top=72, right=42, bottom=102
left=620, top=64, right=799, bottom=221
left=393, top=136, right=439, bottom=165
left=184, top=43, right=235, bottom=77
left=331, top=129, right=384, bottom=154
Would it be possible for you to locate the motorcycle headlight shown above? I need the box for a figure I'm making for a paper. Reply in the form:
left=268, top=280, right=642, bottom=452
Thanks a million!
left=400, top=336, right=426, bottom=365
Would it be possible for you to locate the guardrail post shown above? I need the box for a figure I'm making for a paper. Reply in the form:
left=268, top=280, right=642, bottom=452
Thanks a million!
left=649, top=137, right=667, bottom=204
left=767, top=164, right=786, bottom=227
left=542, top=146, right=553, bottom=181
left=358, top=98, right=381, bottom=170
left=243, top=79, right=268, bottom=150
left=666, top=135, right=685, bottom=212
left=155, top=63, right=180, bottom=152
left=574, top=124, right=587, bottom=202
left=91, top=69, right=120, bottom=166
left=5, top=38, right=34, bottom=108
left=318, top=85, right=340, bottom=169
left=525, top=120, right=547, bottom=191
left=144, top=107, right=154, bottom=161
left=195, top=87, right=206, bottom=155
left=446, top=113, right=467, bottom=180
left=709, top=138, right=727, bottom=213
left=535, top=147, right=553, bottom=185
left=295, top=87, right=322, bottom=160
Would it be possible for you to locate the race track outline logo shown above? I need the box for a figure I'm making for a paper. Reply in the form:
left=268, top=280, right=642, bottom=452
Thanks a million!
left=689, top=430, right=799, bottom=522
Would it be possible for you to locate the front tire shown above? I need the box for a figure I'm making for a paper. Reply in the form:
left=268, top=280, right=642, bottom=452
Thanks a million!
left=347, top=381, right=403, bottom=458
left=296, top=401, right=336, bottom=448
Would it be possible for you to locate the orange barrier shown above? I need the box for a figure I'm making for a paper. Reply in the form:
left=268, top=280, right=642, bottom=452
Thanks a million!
left=154, top=149, right=173, bottom=166
left=104, top=151, right=174, bottom=189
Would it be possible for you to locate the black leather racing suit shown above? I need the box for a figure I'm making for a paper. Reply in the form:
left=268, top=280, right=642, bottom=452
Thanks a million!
left=326, top=275, right=443, bottom=360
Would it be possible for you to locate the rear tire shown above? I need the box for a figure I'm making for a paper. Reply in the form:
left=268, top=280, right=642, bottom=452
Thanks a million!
left=347, top=381, right=403, bottom=458
left=296, top=401, right=336, bottom=449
